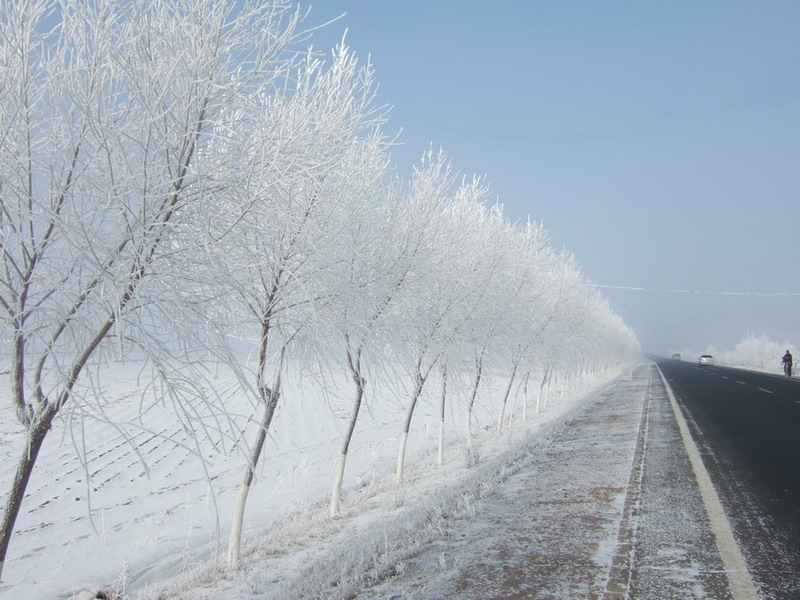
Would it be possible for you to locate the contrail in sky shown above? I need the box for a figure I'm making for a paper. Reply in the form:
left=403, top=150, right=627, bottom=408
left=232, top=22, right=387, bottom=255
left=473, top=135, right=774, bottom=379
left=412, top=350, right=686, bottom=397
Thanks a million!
left=589, top=285, right=800, bottom=298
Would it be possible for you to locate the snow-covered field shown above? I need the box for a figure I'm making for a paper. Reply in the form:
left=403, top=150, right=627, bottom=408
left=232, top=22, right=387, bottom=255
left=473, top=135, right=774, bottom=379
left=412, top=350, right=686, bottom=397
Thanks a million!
left=0, top=360, right=628, bottom=599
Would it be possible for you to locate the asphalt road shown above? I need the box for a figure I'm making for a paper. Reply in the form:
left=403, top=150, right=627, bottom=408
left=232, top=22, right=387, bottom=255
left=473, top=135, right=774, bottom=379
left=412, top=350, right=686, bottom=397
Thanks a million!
left=655, top=358, right=800, bottom=599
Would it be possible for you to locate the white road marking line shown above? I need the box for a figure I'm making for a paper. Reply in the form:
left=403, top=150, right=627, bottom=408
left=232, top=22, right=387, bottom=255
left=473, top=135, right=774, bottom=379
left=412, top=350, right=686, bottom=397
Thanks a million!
left=758, top=388, right=774, bottom=394
left=656, top=366, right=759, bottom=600
left=737, top=381, right=747, bottom=385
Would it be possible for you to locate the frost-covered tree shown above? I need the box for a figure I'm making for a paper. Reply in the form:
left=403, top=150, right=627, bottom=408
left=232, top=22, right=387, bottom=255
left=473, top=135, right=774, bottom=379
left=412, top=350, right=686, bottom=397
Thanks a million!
left=387, top=151, right=460, bottom=483
left=391, top=157, right=513, bottom=482
left=489, top=222, right=553, bottom=433
left=0, top=0, right=304, bottom=580
left=502, top=223, right=559, bottom=422
left=460, top=219, right=551, bottom=443
left=430, top=185, right=512, bottom=456
left=326, top=171, right=432, bottom=516
left=190, top=42, right=388, bottom=567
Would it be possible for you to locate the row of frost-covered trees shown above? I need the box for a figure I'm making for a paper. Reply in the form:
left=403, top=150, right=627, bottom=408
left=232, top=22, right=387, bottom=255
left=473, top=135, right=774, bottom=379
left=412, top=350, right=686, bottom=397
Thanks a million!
left=0, top=0, right=639, bottom=580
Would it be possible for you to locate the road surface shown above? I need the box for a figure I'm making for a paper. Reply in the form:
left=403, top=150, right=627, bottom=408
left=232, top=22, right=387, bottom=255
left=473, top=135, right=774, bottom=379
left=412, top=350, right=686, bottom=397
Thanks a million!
left=657, top=358, right=800, bottom=600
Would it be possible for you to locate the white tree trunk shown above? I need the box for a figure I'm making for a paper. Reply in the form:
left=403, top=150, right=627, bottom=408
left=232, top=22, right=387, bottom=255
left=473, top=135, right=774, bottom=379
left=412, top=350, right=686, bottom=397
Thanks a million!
left=466, top=408, right=474, bottom=448
left=466, top=354, right=483, bottom=447
left=330, top=451, right=347, bottom=517
left=396, top=430, right=410, bottom=483
left=437, top=365, right=447, bottom=466
left=521, top=371, right=531, bottom=421
left=538, top=364, right=551, bottom=412
left=396, top=362, right=429, bottom=483
left=227, top=347, right=280, bottom=569
left=330, top=349, right=366, bottom=517
left=438, top=420, right=445, bottom=466
left=507, top=378, right=521, bottom=429
left=497, top=362, right=518, bottom=433
left=227, top=481, right=251, bottom=568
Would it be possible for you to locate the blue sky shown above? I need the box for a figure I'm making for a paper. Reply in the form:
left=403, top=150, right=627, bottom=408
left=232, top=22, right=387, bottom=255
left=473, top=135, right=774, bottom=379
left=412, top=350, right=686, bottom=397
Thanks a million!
left=307, top=1, right=800, bottom=354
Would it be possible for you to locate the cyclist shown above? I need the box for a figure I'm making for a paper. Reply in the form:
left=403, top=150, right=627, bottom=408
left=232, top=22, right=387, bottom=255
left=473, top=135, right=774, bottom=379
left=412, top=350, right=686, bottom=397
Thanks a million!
left=782, top=349, right=793, bottom=377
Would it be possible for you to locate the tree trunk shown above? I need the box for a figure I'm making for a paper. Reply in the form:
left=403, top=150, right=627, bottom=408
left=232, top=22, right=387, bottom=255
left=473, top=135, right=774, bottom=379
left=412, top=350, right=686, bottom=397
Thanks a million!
left=437, top=365, right=447, bottom=466
left=507, top=379, right=519, bottom=429
left=548, top=369, right=557, bottom=406
left=466, top=353, right=483, bottom=447
left=227, top=476, right=251, bottom=569
left=330, top=452, right=347, bottom=517
left=395, top=362, right=430, bottom=483
left=396, top=430, right=410, bottom=483
left=497, top=361, right=518, bottom=433
left=330, top=358, right=365, bottom=517
left=521, top=370, right=531, bottom=421
left=0, top=410, right=55, bottom=582
left=537, top=364, right=550, bottom=413
left=227, top=386, right=279, bottom=568
left=228, top=326, right=281, bottom=569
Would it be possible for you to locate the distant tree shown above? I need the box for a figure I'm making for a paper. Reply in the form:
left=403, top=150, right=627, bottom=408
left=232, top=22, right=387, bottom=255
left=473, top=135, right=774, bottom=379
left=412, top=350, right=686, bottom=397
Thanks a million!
left=0, top=0, right=302, bottom=581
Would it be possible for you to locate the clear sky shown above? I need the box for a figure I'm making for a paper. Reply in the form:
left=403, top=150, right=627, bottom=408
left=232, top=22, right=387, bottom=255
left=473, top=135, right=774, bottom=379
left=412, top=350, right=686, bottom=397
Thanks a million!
left=306, top=1, right=800, bottom=355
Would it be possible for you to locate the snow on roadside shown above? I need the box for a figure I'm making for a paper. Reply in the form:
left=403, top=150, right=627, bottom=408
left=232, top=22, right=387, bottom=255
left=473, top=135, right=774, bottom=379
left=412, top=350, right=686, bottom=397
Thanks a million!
left=0, top=361, right=628, bottom=599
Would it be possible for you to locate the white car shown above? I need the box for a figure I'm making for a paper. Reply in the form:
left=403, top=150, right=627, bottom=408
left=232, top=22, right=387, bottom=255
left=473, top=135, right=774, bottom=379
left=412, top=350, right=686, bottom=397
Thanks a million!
left=698, top=354, right=715, bottom=366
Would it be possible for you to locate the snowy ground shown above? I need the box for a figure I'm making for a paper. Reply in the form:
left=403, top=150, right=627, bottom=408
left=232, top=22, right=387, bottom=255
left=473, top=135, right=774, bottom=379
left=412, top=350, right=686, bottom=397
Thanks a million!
left=0, top=359, right=629, bottom=599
